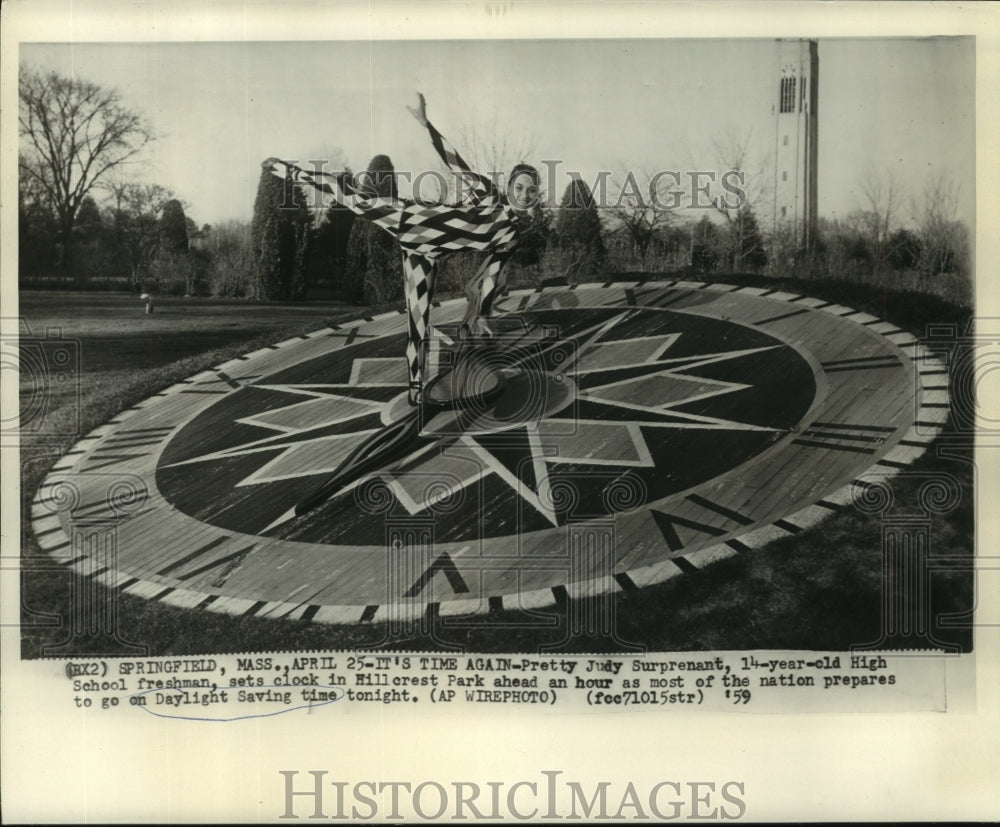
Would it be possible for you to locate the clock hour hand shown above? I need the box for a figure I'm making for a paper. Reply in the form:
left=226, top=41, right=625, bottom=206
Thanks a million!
left=263, top=340, right=515, bottom=533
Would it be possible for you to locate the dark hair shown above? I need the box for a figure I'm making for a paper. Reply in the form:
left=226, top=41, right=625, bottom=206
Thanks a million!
left=508, top=163, right=540, bottom=186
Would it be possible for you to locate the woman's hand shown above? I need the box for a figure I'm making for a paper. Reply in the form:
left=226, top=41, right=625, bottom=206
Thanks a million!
left=406, top=92, right=429, bottom=127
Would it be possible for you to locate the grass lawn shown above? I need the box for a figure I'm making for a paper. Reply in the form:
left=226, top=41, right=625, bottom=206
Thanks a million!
left=16, top=277, right=975, bottom=657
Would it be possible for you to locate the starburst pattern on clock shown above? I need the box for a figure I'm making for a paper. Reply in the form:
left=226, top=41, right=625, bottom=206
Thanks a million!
left=162, top=319, right=786, bottom=529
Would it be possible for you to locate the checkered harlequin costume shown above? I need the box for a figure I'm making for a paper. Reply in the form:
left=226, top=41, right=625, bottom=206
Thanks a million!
left=266, top=120, right=520, bottom=404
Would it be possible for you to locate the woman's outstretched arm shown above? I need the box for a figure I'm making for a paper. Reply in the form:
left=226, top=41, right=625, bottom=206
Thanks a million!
left=260, top=158, right=405, bottom=234
left=407, top=92, right=498, bottom=204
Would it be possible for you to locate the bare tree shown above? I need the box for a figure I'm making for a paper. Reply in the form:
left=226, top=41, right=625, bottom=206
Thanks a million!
left=18, top=155, right=59, bottom=275
left=454, top=118, right=538, bottom=185
left=695, top=126, right=773, bottom=271
left=914, top=174, right=969, bottom=277
left=856, top=164, right=906, bottom=276
left=19, top=66, right=153, bottom=275
left=100, top=178, right=174, bottom=289
left=704, top=127, right=773, bottom=209
left=606, top=164, right=680, bottom=259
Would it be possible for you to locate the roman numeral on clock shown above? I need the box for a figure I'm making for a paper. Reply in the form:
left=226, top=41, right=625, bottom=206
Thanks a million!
left=82, top=426, right=173, bottom=470
left=821, top=354, right=902, bottom=373
left=154, top=536, right=258, bottom=587
left=650, top=495, right=755, bottom=553
left=792, top=422, right=895, bottom=454
left=403, top=552, right=470, bottom=597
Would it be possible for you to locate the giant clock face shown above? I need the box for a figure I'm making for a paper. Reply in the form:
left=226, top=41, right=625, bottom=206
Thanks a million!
left=32, top=281, right=949, bottom=623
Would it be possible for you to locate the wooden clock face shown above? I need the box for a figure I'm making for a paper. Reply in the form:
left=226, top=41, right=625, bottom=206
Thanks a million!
left=32, top=281, right=949, bottom=624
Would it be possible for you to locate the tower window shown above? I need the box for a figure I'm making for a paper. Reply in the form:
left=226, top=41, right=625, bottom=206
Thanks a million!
left=781, top=206, right=787, bottom=219
left=783, top=135, right=789, bottom=146
left=780, top=76, right=796, bottom=113
left=782, top=171, right=788, bottom=181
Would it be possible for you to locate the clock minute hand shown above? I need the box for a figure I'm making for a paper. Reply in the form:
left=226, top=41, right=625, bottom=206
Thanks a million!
left=263, top=408, right=425, bottom=534
left=264, top=310, right=597, bottom=534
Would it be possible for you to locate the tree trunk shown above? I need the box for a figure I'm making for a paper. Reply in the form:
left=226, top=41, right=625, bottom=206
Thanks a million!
left=61, top=215, right=76, bottom=280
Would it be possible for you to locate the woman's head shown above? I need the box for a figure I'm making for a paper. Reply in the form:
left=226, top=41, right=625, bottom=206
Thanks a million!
left=506, top=163, right=540, bottom=211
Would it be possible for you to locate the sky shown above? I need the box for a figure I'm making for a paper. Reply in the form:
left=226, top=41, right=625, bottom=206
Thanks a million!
left=20, top=37, right=975, bottom=230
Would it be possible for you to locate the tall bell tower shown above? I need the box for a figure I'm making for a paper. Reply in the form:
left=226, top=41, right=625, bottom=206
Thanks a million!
left=773, top=39, right=819, bottom=249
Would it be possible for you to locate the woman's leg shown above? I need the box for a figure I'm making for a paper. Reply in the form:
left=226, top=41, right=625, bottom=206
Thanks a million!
left=401, top=252, right=437, bottom=404
left=460, top=248, right=512, bottom=335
